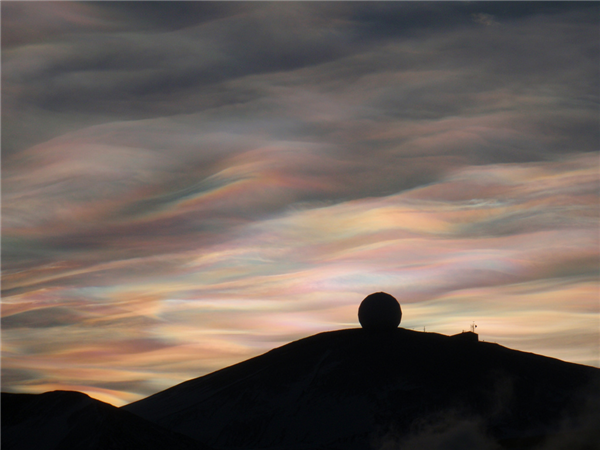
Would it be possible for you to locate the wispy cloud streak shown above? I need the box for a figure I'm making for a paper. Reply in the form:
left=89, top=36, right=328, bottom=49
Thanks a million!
left=2, top=2, right=598, bottom=405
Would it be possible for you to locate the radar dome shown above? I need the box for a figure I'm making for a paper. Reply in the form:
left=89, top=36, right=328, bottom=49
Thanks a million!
left=358, top=292, right=401, bottom=331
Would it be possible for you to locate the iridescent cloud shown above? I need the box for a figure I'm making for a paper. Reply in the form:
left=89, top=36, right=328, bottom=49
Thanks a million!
left=2, top=2, right=598, bottom=406
left=4, top=153, right=597, bottom=404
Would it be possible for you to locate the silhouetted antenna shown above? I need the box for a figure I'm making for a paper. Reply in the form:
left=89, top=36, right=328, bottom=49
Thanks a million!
left=471, top=321, right=477, bottom=333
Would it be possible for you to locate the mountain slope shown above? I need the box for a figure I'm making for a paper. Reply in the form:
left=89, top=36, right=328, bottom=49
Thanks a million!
left=1, top=390, right=211, bottom=450
left=123, top=328, right=600, bottom=450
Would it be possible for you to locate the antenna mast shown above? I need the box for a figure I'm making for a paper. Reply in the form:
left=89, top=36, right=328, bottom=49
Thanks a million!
left=471, top=321, right=477, bottom=333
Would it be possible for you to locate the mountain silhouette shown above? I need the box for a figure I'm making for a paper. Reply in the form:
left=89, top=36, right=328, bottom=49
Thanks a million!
left=1, top=390, right=211, bottom=450
left=123, top=328, right=600, bottom=450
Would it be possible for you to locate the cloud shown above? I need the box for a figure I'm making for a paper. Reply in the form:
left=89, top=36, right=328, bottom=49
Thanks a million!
left=2, top=2, right=598, bottom=404
left=2, top=307, right=84, bottom=329
left=376, top=377, right=600, bottom=450
left=3, top=153, right=597, bottom=404
left=537, top=379, right=600, bottom=450
left=376, top=410, right=501, bottom=450
left=1, top=2, right=114, bottom=48
left=472, top=13, right=498, bottom=27
left=2, top=3, right=597, bottom=156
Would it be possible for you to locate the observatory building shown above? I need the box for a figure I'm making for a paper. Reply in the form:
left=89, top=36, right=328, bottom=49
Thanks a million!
left=358, top=292, right=479, bottom=341
left=358, top=292, right=401, bottom=331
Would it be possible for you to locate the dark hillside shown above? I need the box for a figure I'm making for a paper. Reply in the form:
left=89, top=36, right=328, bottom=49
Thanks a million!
left=124, top=328, right=600, bottom=449
left=2, top=390, right=211, bottom=450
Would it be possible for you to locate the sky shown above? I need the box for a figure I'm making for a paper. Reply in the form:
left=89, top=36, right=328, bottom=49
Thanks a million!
left=2, top=1, right=599, bottom=407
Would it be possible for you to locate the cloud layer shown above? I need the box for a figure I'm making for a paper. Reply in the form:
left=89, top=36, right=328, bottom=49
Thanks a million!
left=2, top=2, right=598, bottom=406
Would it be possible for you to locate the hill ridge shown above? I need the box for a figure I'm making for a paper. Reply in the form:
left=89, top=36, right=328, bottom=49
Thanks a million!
left=123, top=328, right=599, bottom=450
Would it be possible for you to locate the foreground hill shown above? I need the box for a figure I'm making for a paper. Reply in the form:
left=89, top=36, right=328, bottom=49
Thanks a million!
left=124, top=328, right=599, bottom=450
left=1, top=390, right=210, bottom=450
